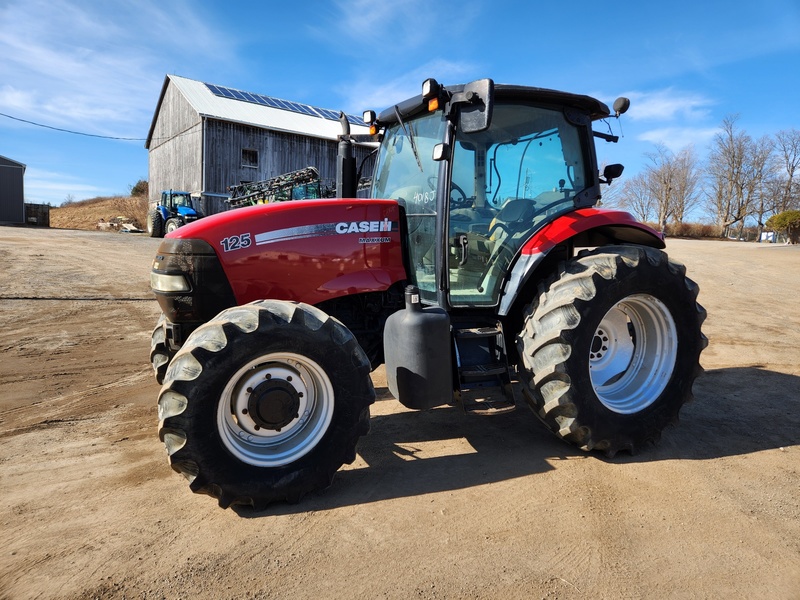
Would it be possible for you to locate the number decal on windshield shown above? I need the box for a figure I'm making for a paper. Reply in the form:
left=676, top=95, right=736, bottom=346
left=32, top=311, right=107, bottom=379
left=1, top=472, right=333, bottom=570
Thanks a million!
left=220, top=233, right=252, bottom=252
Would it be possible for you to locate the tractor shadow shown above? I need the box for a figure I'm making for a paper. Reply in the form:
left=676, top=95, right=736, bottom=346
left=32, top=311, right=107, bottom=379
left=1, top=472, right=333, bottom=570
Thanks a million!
left=622, top=366, right=800, bottom=462
left=237, top=366, right=800, bottom=516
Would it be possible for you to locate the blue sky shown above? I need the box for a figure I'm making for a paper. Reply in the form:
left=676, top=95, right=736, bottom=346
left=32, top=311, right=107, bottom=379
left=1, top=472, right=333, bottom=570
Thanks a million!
left=2, top=0, right=799, bottom=206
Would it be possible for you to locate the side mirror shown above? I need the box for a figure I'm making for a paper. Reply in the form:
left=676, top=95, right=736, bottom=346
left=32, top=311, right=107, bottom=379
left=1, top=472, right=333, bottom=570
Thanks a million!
left=457, top=78, right=494, bottom=134
left=613, top=97, right=630, bottom=117
left=602, top=163, right=624, bottom=184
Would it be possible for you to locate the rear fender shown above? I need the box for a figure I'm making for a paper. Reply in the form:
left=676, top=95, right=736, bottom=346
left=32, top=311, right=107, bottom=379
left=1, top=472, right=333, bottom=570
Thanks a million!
left=498, top=208, right=664, bottom=315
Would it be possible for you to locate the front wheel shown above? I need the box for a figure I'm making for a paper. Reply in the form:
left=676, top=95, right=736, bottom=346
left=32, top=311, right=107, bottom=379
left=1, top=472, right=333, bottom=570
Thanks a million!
left=165, top=218, right=181, bottom=234
left=157, top=301, right=375, bottom=508
left=517, top=245, right=707, bottom=456
left=150, top=313, right=171, bottom=384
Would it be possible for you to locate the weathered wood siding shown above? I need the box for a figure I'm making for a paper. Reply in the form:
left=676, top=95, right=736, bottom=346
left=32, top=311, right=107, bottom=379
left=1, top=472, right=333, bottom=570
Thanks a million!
left=147, top=84, right=203, bottom=204
left=203, top=119, right=375, bottom=198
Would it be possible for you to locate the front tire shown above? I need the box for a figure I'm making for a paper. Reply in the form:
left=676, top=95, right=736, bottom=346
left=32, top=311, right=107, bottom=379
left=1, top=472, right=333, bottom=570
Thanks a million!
left=517, top=245, right=707, bottom=456
left=165, top=218, right=181, bottom=234
left=157, top=301, right=374, bottom=508
left=150, top=313, right=172, bottom=385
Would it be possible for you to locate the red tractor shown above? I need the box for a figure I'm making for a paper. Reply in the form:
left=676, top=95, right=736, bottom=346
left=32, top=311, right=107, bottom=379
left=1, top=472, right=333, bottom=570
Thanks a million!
left=150, top=78, right=706, bottom=509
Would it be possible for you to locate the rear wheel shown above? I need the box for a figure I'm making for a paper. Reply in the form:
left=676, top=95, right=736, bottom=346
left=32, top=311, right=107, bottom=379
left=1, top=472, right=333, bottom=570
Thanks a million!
left=517, top=245, right=707, bottom=456
left=157, top=301, right=374, bottom=508
left=147, top=210, right=164, bottom=237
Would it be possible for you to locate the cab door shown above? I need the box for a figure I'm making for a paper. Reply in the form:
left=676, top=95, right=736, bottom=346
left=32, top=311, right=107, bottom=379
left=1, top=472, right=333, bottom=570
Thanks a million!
left=446, top=103, right=591, bottom=307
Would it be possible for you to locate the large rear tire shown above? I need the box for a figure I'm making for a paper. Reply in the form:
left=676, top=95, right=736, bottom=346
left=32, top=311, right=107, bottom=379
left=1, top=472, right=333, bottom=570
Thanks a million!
left=147, top=210, right=164, bottom=238
left=157, top=301, right=374, bottom=509
left=517, top=245, right=707, bottom=456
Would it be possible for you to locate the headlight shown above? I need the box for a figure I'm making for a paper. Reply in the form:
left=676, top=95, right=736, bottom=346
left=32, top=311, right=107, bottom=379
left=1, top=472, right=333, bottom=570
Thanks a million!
left=150, top=272, right=190, bottom=292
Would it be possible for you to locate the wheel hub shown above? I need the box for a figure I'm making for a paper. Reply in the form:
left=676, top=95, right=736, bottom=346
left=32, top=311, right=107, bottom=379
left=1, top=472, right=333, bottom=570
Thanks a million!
left=589, top=294, right=678, bottom=414
left=217, top=353, right=336, bottom=467
left=247, top=378, right=301, bottom=431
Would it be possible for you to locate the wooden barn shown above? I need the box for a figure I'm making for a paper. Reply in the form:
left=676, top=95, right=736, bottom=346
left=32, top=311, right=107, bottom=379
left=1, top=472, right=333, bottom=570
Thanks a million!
left=145, top=74, right=374, bottom=214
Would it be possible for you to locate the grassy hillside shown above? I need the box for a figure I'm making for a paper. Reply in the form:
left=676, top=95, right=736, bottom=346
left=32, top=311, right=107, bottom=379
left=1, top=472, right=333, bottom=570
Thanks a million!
left=50, top=195, right=148, bottom=231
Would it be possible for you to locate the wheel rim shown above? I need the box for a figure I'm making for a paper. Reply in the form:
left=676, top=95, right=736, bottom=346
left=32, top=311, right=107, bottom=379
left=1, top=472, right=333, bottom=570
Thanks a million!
left=589, top=294, right=677, bottom=414
left=217, top=352, right=335, bottom=467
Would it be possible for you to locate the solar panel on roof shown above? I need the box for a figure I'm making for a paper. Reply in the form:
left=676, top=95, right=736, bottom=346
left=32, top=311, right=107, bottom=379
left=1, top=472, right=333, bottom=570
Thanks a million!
left=316, top=108, right=340, bottom=120
left=346, top=114, right=367, bottom=126
left=204, top=82, right=363, bottom=126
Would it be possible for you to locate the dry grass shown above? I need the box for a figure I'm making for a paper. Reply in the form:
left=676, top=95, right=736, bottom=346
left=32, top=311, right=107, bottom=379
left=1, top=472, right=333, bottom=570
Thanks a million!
left=51, top=195, right=149, bottom=231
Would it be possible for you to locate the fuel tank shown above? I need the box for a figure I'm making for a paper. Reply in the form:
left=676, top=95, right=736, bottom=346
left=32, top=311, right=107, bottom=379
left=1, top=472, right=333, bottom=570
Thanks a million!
left=383, top=286, right=454, bottom=410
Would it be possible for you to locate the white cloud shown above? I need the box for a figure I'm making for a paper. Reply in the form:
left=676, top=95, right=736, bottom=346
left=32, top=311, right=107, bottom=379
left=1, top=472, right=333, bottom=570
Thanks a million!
left=24, top=167, right=108, bottom=205
left=337, top=59, right=479, bottom=114
left=0, top=0, right=233, bottom=137
left=638, top=127, right=719, bottom=153
left=624, top=89, right=716, bottom=122
left=315, top=0, right=480, bottom=58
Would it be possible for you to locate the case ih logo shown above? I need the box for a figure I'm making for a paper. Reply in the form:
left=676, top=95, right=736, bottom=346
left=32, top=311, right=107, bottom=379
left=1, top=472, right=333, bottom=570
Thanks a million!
left=335, top=219, right=393, bottom=234
left=254, top=219, right=396, bottom=247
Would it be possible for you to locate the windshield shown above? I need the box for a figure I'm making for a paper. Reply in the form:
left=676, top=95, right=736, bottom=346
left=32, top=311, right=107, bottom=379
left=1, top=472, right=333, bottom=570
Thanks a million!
left=172, top=194, right=192, bottom=208
left=371, top=111, right=447, bottom=301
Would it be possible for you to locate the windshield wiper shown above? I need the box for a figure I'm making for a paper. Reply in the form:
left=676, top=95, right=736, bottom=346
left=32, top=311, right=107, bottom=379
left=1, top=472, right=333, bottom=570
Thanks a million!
left=393, top=105, right=423, bottom=172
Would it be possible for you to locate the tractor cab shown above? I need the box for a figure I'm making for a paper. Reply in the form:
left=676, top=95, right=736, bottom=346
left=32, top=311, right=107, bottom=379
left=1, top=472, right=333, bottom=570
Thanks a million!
left=160, top=190, right=200, bottom=222
left=147, top=190, right=203, bottom=237
left=366, top=81, right=611, bottom=309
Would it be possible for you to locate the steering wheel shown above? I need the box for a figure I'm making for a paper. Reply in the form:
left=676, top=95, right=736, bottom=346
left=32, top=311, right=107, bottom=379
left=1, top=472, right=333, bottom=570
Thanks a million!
left=449, top=182, right=470, bottom=209
left=427, top=176, right=470, bottom=209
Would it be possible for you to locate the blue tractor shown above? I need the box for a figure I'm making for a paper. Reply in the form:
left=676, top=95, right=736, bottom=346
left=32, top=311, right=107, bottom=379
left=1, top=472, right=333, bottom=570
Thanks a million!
left=146, top=190, right=203, bottom=237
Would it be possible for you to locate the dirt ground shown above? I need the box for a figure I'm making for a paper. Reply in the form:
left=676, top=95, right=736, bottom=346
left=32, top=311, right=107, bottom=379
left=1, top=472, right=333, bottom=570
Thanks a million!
left=1, top=226, right=798, bottom=600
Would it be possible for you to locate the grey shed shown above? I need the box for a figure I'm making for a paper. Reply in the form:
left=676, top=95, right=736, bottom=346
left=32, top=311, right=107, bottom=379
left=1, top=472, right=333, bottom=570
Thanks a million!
left=0, top=155, right=25, bottom=224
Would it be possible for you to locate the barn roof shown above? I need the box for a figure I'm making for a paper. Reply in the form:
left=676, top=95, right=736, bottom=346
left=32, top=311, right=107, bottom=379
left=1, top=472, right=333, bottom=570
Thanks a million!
left=0, top=155, right=26, bottom=171
left=145, top=74, right=369, bottom=148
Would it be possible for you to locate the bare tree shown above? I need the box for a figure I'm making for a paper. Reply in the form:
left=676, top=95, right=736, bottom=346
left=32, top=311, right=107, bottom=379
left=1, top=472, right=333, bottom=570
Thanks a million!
left=669, top=146, right=702, bottom=223
left=773, top=128, right=800, bottom=212
left=644, top=144, right=675, bottom=231
left=706, top=115, right=773, bottom=237
left=616, top=171, right=656, bottom=223
left=638, top=144, right=702, bottom=231
left=750, top=136, right=777, bottom=241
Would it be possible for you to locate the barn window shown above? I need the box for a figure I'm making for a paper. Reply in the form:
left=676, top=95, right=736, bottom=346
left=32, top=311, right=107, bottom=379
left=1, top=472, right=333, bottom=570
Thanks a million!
left=242, top=149, right=258, bottom=168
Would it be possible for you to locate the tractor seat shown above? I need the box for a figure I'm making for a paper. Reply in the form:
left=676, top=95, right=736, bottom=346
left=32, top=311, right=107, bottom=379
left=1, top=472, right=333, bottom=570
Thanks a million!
left=489, top=198, right=536, bottom=241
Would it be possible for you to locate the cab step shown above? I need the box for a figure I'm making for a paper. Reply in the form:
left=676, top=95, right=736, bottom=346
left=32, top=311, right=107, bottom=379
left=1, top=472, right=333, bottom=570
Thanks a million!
left=452, top=320, right=517, bottom=416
